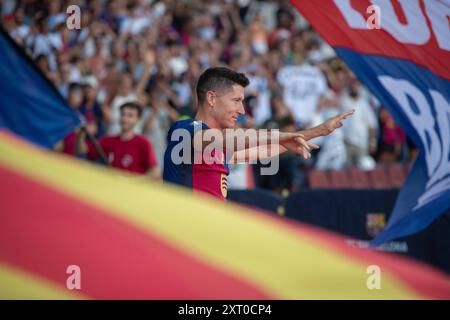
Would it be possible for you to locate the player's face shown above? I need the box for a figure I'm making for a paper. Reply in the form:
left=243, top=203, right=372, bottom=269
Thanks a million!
left=120, top=107, right=139, bottom=132
left=213, top=85, right=245, bottom=129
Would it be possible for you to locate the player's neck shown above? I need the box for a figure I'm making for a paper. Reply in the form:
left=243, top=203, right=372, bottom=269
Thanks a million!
left=195, top=109, right=222, bottom=130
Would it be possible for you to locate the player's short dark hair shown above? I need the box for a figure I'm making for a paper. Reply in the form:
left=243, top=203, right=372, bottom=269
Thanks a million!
left=196, top=67, right=250, bottom=105
left=119, top=102, right=142, bottom=118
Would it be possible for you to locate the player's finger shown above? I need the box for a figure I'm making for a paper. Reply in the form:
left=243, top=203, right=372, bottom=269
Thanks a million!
left=308, top=142, right=320, bottom=150
left=299, top=147, right=311, bottom=159
left=296, top=137, right=310, bottom=150
left=337, top=109, right=355, bottom=120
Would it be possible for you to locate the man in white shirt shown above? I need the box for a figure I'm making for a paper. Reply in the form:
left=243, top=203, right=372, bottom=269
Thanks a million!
left=277, top=62, right=328, bottom=127
left=341, top=80, right=378, bottom=169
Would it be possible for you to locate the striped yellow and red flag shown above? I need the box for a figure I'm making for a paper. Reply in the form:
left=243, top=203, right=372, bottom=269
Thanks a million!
left=0, top=130, right=449, bottom=299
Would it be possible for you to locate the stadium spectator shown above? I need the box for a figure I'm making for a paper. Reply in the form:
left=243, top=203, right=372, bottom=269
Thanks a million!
left=80, top=102, right=160, bottom=178
left=276, top=53, right=328, bottom=127
left=377, top=107, right=406, bottom=164
left=341, top=79, right=378, bottom=170
left=79, top=76, right=105, bottom=138
left=56, top=82, right=84, bottom=156
left=141, top=83, right=180, bottom=169
left=106, top=53, right=153, bottom=136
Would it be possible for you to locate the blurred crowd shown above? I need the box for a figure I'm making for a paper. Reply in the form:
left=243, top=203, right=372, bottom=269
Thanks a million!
left=1, top=0, right=418, bottom=192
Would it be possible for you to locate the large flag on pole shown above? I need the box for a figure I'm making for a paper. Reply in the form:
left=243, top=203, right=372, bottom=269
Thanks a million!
left=0, top=131, right=449, bottom=299
left=0, top=27, right=80, bottom=148
left=290, top=0, right=450, bottom=245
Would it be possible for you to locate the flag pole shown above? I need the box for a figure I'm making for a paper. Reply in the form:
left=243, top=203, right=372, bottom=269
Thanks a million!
left=78, top=123, right=109, bottom=166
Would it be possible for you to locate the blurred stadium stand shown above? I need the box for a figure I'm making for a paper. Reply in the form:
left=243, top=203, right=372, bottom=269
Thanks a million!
left=308, top=164, right=408, bottom=190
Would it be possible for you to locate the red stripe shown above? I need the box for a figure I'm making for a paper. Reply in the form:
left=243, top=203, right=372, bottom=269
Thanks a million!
left=0, top=165, right=270, bottom=299
left=238, top=206, right=450, bottom=299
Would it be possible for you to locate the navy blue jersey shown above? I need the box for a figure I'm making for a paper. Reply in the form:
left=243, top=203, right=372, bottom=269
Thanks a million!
left=163, top=119, right=229, bottom=199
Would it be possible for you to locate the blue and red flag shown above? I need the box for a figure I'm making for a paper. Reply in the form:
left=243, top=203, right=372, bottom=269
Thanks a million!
left=0, top=27, right=80, bottom=148
left=291, top=0, right=450, bottom=245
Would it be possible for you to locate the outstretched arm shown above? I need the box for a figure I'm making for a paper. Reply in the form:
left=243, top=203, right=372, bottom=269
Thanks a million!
left=228, top=110, right=355, bottom=163
left=229, top=141, right=319, bottom=164
left=300, top=110, right=355, bottom=140
left=193, top=129, right=317, bottom=159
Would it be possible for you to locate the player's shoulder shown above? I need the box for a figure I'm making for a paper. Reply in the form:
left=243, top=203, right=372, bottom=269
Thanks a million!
left=171, top=118, right=201, bottom=129
left=168, top=118, right=208, bottom=136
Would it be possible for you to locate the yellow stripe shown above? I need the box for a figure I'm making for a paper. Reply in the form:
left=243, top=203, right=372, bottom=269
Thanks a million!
left=0, top=134, right=420, bottom=299
left=0, top=262, right=86, bottom=300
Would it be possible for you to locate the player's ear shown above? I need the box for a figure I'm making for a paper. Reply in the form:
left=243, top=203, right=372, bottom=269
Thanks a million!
left=206, top=91, right=216, bottom=107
